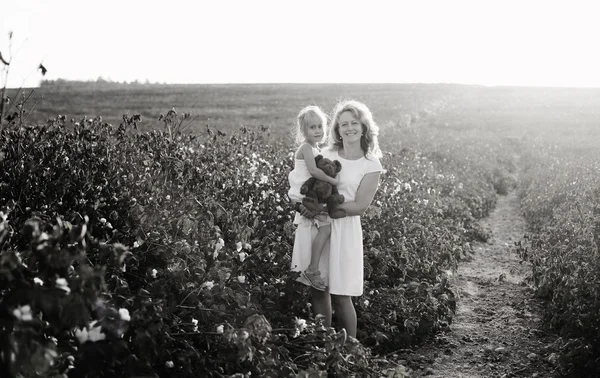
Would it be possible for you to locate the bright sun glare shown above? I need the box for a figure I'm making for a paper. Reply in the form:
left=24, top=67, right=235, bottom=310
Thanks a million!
left=1, top=0, right=600, bottom=88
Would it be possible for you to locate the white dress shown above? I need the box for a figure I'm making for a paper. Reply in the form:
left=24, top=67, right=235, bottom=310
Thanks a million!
left=288, top=146, right=331, bottom=228
left=290, top=148, right=383, bottom=296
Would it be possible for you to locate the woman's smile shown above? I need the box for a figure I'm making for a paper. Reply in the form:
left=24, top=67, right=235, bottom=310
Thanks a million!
left=338, top=111, right=362, bottom=142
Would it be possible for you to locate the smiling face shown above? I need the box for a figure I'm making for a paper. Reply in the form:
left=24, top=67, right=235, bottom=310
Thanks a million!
left=337, top=110, right=363, bottom=144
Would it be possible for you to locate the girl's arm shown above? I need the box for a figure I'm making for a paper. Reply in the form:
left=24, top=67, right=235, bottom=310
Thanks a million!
left=299, top=144, right=339, bottom=185
left=336, top=172, right=381, bottom=216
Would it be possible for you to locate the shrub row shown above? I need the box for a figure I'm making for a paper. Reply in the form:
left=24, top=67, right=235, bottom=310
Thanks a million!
left=517, top=145, right=600, bottom=377
left=0, top=111, right=503, bottom=377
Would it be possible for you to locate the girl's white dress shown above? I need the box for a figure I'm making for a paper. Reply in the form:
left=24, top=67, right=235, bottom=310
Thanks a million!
left=288, top=146, right=331, bottom=228
left=290, top=148, right=383, bottom=296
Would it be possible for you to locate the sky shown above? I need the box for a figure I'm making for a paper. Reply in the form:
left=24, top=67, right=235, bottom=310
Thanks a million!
left=1, top=0, right=600, bottom=88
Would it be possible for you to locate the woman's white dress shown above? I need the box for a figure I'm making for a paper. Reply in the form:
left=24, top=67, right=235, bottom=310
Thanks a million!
left=290, top=148, right=383, bottom=296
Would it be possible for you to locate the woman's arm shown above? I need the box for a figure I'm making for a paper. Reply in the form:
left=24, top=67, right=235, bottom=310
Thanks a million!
left=299, top=144, right=339, bottom=185
left=337, top=172, right=381, bottom=216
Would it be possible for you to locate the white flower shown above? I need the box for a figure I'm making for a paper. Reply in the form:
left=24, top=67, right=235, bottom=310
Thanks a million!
left=363, top=300, right=370, bottom=307
left=216, top=324, right=224, bottom=334
left=236, top=242, right=243, bottom=252
left=202, top=280, right=215, bottom=290
left=260, top=175, right=268, bottom=184
left=237, top=275, right=246, bottom=284
left=75, top=320, right=105, bottom=344
left=151, top=268, right=158, bottom=278
left=106, top=222, right=113, bottom=229
left=238, top=252, right=247, bottom=262
left=295, top=317, right=307, bottom=332
left=56, top=278, right=71, bottom=294
left=214, top=238, right=224, bottom=253
left=191, top=318, right=198, bottom=331
left=276, top=206, right=283, bottom=212
left=99, top=218, right=107, bottom=224
left=33, top=277, right=43, bottom=285
left=166, top=195, right=171, bottom=201
left=133, top=241, right=139, bottom=248
left=88, top=325, right=106, bottom=342
left=244, top=243, right=252, bottom=251
left=12, top=304, right=33, bottom=321
left=240, top=330, right=249, bottom=340
left=165, top=361, right=174, bottom=368
left=119, top=308, right=131, bottom=321
left=404, top=183, right=412, bottom=192
left=423, top=199, right=429, bottom=206
left=75, top=328, right=89, bottom=344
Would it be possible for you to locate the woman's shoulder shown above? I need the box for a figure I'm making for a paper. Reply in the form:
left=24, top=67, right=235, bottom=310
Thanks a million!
left=364, top=152, right=383, bottom=172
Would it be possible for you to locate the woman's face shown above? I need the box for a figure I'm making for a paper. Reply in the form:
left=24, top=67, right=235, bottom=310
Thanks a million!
left=338, top=111, right=362, bottom=144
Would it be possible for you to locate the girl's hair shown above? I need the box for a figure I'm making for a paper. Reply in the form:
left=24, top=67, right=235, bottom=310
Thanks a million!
left=328, top=100, right=382, bottom=158
left=294, top=105, right=329, bottom=146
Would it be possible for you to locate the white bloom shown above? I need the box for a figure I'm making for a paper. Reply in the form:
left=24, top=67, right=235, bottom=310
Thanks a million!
left=244, top=243, right=252, bottom=251
left=276, top=206, right=283, bottom=212
left=151, top=268, right=158, bottom=278
left=216, top=324, right=224, bottom=334
left=75, top=328, right=89, bottom=344
left=404, top=183, right=412, bottom=192
left=363, top=300, right=370, bottom=307
left=99, top=218, right=107, bottom=224
left=106, top=222, right=113, bottom=229
left=133, top=241, right=139, bottom=248
left=12, top=304, right=33, bottom=321
left=423, top=199, right=429, bottom=206
left=165, top=361, right=174, bottom=368
left=33, top=277, right=44, bottom=285
left=214, top=238, right=224, bottom=253
left=166, top=195, right=171, bottom=201
left=56, top=278, right=71, bottom=294
left=237, top=275, right=246, bottom=284
left=119, top=308, right=131, bottom=321
left=191, top=318, right=198, bottom=326
left=236, top=242, right=243, bottom=252
left=202, top=280, right=215, bottom=290
left=88, top=326, right=106, bottom=342
left=260, top=175, right=268, bottom=184
left=295, top=317, right=307, bottom=332
left=238, top=252, right=247, bottom=262
left=240, top=330, right=249, bottom=340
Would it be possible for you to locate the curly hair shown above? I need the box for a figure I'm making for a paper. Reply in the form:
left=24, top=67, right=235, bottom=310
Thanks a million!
left=328, top=100, right=382, bottom=158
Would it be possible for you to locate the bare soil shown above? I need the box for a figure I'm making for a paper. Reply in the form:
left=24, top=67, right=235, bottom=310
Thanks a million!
left=405, top=191, right=558, bottom=378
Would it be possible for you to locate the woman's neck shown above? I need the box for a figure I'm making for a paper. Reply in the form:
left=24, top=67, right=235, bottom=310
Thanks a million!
left=340, top=142, right=363, bottom=158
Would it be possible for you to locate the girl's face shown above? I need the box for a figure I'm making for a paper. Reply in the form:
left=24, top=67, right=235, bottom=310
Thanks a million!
left=304, top=119, right=325, bottom=144
left=338, top=111, right=363, bottom=144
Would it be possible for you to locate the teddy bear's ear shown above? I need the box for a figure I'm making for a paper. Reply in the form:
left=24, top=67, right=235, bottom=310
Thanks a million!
left=334, top=160, right=342, bottom=173
left=315, top=155, right=324, bottom=163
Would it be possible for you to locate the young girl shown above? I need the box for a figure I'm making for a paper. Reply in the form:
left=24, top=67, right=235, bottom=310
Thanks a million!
left=288, top=105, right=339, bottom=291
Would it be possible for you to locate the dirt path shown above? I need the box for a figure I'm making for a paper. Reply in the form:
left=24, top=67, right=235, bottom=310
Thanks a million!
left=404, top=191, right=558, bottom=378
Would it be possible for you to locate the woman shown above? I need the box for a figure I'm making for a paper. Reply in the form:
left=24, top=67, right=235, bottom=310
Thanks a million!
left=290, top=99, right=383, bottom=338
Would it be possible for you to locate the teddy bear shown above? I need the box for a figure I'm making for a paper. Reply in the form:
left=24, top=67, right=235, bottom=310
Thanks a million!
left=299, top=155, right=346, bottom=219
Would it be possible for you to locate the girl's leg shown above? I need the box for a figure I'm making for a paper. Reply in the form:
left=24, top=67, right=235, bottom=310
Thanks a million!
left=307, top=224, right=331, bottom=271
left=311, top=288, right=332, bottom=327
left=331, top=294, right=357, bottom=338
